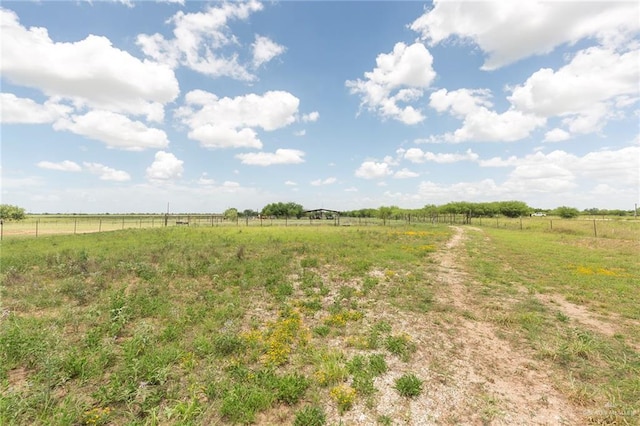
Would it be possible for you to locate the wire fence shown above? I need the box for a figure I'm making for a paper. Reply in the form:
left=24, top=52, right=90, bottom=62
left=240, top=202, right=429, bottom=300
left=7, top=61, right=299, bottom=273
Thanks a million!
left=1, top=214, right=638, bottom=240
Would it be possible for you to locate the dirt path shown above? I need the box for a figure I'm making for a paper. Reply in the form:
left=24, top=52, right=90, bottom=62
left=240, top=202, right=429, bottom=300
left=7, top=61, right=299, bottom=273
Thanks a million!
left=422, top=226, right=582, bottom=424
left=337, top=226, right=584, bottom=425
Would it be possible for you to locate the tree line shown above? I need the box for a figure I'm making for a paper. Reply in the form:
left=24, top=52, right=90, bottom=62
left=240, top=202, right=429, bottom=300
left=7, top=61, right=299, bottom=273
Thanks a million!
left=3, top=202, right=636, bottom=222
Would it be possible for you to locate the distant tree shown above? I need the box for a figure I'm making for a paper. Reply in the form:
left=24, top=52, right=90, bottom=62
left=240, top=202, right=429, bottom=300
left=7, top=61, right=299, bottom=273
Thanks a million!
left=285, top=202, right=304, bottom=218
left=224, top=207, right=238, bottom=221
left=241, top=209, right=257, bottom=218
left=378, top=206, right=393, bottom=225
left=554, top=206, right=580, bottom=219
left=0, top=204, right=26, bottom=221
left=583, top=207, right=601, bottom=216
left=261, top=202, right=304, bottom=218
left=495, top=201, right=530, bottom=218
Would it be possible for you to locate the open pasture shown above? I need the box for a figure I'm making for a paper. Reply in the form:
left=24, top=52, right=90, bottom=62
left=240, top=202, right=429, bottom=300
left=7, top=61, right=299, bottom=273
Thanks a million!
left=471, top=216, right=640, bottom=240
left=0, top=215, right=394, bottom=239
left=1, top=224, right=638, bottom=425
left=2, top=214, right=638, bottom=242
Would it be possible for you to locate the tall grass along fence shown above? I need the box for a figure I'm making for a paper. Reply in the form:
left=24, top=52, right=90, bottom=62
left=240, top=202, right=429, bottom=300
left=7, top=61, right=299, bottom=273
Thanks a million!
left=0, top=214, right=637, bottom=241
left=470, top=216, right=639, bottom=240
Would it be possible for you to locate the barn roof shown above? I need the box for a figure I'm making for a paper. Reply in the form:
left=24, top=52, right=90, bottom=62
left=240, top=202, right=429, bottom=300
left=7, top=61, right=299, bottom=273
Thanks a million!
left=303, top=209, right=341, bottom=214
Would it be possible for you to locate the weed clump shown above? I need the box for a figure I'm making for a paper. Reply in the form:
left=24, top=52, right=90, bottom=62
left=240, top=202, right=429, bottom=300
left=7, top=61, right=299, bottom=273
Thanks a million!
left=294, top=406, right=326, bottom=426
left=385, top=333, right=417, bottom=362
left=330, top=384, right=357, bottom=413
left=395, top=373, right=423, bottom=398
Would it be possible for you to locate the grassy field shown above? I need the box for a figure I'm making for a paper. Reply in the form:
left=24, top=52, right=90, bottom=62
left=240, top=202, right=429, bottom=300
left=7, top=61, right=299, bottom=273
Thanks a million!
left=1, top=215, right=395, bottom=239
left=1, top=224, right=638, bottom=425
left=463, top=227, right=640, bottom=422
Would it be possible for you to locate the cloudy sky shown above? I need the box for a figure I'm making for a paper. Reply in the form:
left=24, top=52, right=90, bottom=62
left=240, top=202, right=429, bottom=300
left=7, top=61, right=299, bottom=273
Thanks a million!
left=1, top=0, right=638, bottom=213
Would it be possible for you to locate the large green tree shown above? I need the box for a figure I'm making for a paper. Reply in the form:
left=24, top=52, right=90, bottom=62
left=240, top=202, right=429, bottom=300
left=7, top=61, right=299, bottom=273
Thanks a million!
left=261, top=202, right=304, bottom=218
left=0, top=204, right=26, bottom=221
left=223, top=207, right=238, bottom=221
left=495, top=200, right=531, bottom=218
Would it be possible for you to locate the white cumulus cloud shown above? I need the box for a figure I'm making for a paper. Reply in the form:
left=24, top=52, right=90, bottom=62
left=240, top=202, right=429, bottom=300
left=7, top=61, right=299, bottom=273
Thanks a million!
left=137, top=0, right=263, bottom=81
left=1, top=93, right=71, bottom=124
left=310, top=177, right=337, bottom=186
left=403, top=148, right=479, bottom=164
left=252, top=35, right=286, bottom=67
left=1, top=8, right=179, bottom=122
left=83, top=162, right=131, bottom=181
left=235, top=149, right=305, bottom=166
left=53, top=110, right=169, bottom=151
left=176, top=90, right=300, bottom=149
left=509, top=46, right=639, bottom=134
left=393, top=168, right=419, bottom=179
left=346, top=42, right=436, bottom=124
left=544, top=128, right=571, bottom=143
left=146, top=151, right=184, bottom=181
left=355, top=161, right=393, bottom=179
left=302, top=111, right=320, bottom=122
left=429, top=88, right=545, bottom=143
left=36, top=160, right=82, bottom=172
left=411, top=1, right=640, bottom=70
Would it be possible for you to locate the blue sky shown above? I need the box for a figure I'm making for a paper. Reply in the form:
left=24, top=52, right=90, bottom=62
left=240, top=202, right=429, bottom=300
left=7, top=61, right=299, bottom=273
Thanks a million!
left=1, top=0, right=638, bottom=213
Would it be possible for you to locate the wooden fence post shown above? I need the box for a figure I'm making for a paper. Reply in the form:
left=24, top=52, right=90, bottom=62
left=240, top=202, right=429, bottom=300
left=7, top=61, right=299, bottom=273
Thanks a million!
left=593, top=220, right=597, bottom=238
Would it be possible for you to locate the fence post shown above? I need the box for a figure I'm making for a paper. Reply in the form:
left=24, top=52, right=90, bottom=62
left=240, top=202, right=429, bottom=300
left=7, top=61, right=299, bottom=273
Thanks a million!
left=36, top=220, right=39, bottom=237
left=99, top=219, right=102, bottom=232
left=593, top=219, right=597, bottom=238
left=74, top=219, right=77, bottom=234
left=550, top=220, right=553, bottom=230
left=520, top=216, right=523, bottom=230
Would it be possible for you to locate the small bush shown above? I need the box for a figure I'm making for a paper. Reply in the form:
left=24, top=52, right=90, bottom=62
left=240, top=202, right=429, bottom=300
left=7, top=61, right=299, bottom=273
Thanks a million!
left=276, top=373, right=309, bottom=405
left=313, top=325, right=330, bottom=337
left=395, top=373, right=423, bottom=398
left=330, top=384, right=357, bottom=413
left=294, top=406, right=326, bottom=426
left=212, top=333, right=246, bottom=357
left=385, top=334, right=416, bottom=362
left=220, top=383, right=274, bottom=424
left=368, top=353, right=388, bottom=376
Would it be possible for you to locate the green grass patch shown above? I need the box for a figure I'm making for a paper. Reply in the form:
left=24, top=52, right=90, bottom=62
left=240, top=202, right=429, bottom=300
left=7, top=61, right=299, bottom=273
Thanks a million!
left=394, top=373, right=423, bottom=398
left=0, top=224, right=452, bottom=424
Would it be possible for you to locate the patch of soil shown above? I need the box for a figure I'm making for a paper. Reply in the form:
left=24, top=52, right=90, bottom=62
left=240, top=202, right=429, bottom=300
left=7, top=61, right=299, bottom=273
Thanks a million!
left=6, top=367, right=29, bottom=392
left=536, top=294, right=617, bottom=337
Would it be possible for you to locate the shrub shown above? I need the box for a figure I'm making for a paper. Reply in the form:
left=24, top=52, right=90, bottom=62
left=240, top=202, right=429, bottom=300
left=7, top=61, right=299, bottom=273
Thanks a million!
left=330, top=384, right=357, bottom=413
left=554, top=206, right=580, bottom=219
left=294, top=406, right=326, bottom=426
left=385, top=334, right=416, bottom=362
left=275, top=373, right=309, bottom=405
left=395, top=373, right=423, bottom=398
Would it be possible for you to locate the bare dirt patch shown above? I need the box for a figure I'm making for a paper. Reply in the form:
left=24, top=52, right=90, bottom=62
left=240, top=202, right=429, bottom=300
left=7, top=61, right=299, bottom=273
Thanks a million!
left=536, top=294, right=617, bottom=337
